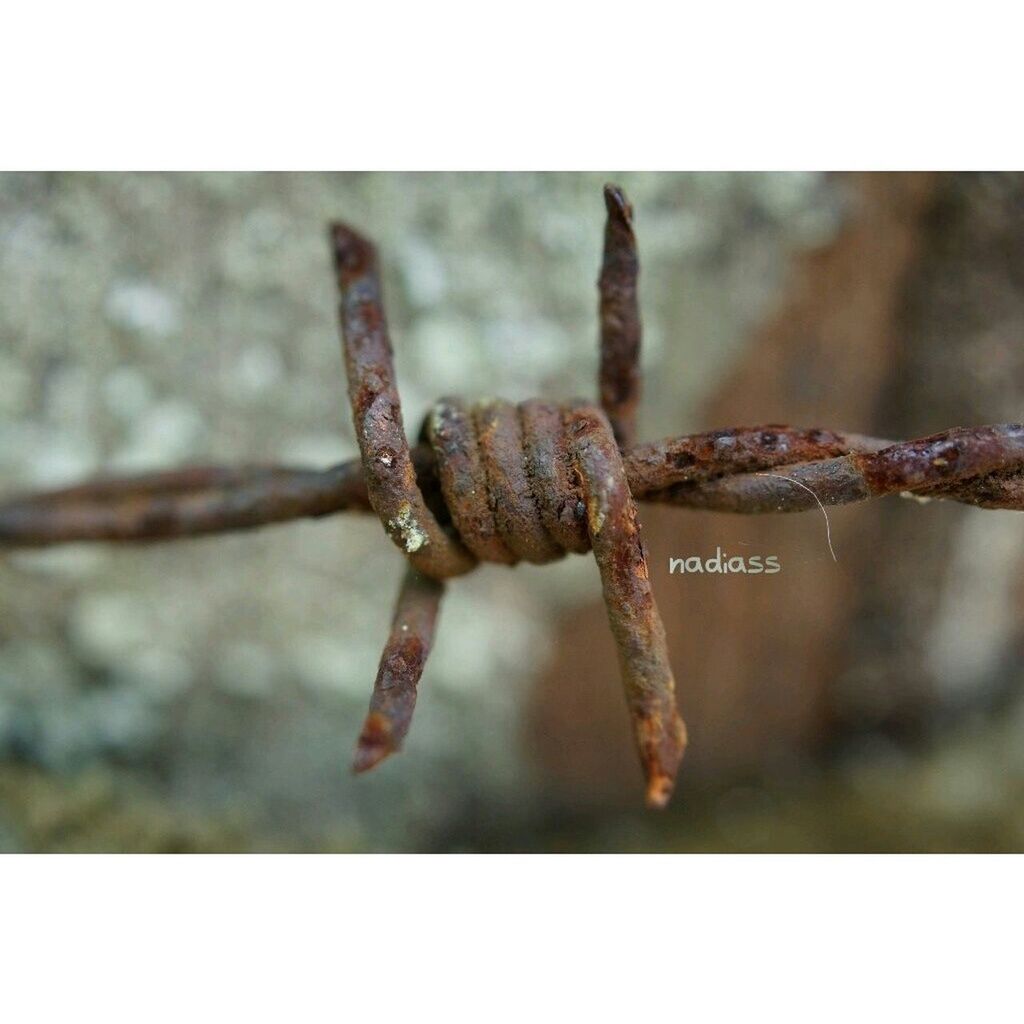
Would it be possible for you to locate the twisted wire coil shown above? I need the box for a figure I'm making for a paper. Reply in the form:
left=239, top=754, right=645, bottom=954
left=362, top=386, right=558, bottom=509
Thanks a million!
left=332, top=212, right=686, bottom=805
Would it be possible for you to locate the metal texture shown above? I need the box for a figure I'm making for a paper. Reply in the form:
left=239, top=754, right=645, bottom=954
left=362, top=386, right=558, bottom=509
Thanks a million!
left=352, top=566, right=445, bottom=774
left=3, top=185, right=1023, bottom=807
left=598, top=184, right=642, bottom=449
left=331, top=223, right=476, bottom=580
left=570, top=403, right=686, bottom=808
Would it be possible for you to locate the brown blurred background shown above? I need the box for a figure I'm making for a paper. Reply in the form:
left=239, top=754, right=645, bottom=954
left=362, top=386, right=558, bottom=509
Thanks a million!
left=1, top=172, right=1023, bottom=852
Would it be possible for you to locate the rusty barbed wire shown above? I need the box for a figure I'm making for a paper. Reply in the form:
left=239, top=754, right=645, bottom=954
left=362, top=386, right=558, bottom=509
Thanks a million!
left=2, top=185, right=1024, bottom=808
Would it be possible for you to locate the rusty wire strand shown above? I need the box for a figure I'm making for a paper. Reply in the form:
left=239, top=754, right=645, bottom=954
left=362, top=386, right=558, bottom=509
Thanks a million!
left=5, top=425, right=1022, bottom=548
left=2, top=185, right=1023, bottom=807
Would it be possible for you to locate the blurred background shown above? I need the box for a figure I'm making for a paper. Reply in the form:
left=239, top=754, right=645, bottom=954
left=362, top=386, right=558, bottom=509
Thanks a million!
left=1, top=171, right=1023, bottom=852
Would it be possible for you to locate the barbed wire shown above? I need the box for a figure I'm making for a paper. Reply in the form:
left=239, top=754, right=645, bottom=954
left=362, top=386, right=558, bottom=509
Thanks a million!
left=2, top=185, right=1022, bottom=807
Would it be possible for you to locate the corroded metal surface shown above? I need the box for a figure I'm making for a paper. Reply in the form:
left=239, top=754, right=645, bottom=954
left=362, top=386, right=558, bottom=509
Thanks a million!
left=7, top=423, right=1024, bottom=546
left=641, top=424, right=1024, bottom=513
left=598, top=184, right=642, bottom=449
left=470, top=399, right=565, bottom=565
left=423, top=398, right=518, bottom=565
left=352, top=567, right=445, bottom=774
left=854, top=425, right=1024, bottom=495
left=0, top=462, right=373, bottom=544
left=2, top=185, right=1022, bottom=807
left=331, top=223, right=475, bottom=580
left=569, top=404, right=686, bottom=808
left=623, top=426, right=887, bottom=494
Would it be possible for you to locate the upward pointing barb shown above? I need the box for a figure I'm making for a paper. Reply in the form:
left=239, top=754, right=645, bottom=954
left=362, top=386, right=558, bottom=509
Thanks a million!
left=331, top=217, right=476, bottom=581
left=598, top=182, right=642, bottom=451
left=603, top=182, right=634, bottom=226
left=330, top=222, right=376, bottom=279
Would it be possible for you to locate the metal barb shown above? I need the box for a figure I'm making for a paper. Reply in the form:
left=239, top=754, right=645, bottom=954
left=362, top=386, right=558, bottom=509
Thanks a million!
left=598, top=183, right=642, bottom=450
left=352, top=567, right=444, bottom=774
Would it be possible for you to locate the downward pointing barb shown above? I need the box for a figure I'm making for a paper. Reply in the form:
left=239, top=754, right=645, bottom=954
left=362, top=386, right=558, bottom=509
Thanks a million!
left=350, top=568, right=444, bottom=778
left=352, top=712, right=396, bottom=774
